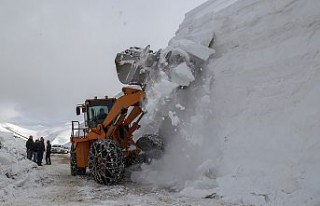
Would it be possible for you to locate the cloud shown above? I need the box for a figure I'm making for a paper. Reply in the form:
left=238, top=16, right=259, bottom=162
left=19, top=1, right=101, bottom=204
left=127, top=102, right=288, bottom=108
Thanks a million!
left=0, top=103, right=21, bottom=122
left=0, top=0, right=207, bottom=125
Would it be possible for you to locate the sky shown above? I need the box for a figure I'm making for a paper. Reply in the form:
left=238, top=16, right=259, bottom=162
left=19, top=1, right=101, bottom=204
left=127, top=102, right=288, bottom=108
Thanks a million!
left=0, top=0, right=207, bottom=126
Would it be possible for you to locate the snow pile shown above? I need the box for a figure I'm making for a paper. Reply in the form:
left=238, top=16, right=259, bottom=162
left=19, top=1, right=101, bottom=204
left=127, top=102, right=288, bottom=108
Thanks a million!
left=132, top=0, right=320, bottom=205
left=0, top=131, right=47, bottom=202
left=0, top=123, right=71, bottom=202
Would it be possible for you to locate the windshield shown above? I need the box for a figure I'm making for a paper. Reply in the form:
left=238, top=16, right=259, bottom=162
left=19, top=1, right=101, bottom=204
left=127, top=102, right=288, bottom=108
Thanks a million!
left=86, top=99, right=114, bottom=128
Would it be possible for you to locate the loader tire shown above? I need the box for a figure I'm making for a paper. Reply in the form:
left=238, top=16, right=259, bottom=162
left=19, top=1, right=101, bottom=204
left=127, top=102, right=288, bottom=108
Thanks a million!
left=70, top=144, right=86, bottom=176
left=88, top=139, right=125, bottom=184
left=70, top=144, right=78, bottom=176
left=125, top=153, right=147, bottom=167
left=136, top=134, right=164, bottom=162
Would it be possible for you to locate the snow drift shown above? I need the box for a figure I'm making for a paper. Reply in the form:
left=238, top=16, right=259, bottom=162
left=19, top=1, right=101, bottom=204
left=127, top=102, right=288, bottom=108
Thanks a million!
left=132, top=0, right=320, bottom=205
left=0, top=132, right=47, bottom=202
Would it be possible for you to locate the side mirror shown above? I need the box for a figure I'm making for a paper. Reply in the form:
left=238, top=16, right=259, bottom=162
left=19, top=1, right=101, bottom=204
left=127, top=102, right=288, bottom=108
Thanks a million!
left=76, top=107, right=81, bottom=115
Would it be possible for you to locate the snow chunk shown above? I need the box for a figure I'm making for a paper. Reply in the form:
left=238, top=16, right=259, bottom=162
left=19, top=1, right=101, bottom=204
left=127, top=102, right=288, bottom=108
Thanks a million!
left=175, top=104, right=185, bottom=110
left=169, top=39, right=215, bottom=61
left=144, top=72, right=179, bottom=112
left=168, top=111, right=180, bottom=126
left=170, top=62, right=195, bottom=86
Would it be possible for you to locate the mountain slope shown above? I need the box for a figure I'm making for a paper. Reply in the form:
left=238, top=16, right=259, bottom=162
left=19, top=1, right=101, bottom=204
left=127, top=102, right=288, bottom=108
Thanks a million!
left=0, top=123, right=37, bottom=140
left=0, top=122, right=70, bottom=145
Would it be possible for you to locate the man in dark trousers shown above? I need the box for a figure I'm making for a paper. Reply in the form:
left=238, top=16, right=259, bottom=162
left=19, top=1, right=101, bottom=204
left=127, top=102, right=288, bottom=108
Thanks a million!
left=45, top=140, right=51, bottom=165
left=33, top=139, right=40, bottom=163
left=26, top=135, right=34, bottom=160
left=38, top=137, right=45, bottom=166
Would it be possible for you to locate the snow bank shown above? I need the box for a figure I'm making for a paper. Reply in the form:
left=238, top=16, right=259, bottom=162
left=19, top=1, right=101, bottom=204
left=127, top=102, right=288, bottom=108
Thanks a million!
left=132, top=0, right=320, bottom=205
left=0, top=131, right=48, bottom=202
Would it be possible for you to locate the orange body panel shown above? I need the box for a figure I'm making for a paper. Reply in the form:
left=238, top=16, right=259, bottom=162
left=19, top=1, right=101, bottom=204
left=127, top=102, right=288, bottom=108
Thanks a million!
left=75, top=141, right=90, bottom=168
left=71, top=86, right=145, bottom=169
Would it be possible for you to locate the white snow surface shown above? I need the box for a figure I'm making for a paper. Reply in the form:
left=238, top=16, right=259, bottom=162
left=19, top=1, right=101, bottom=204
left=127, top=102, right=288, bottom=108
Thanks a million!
left=169, top=39, right=215, bottom=61
left=170, top=62, right=195, bottom=87
left=132, top=0, right=320, bottom=205
left=0, top=132, right=40, bottom=202
left=1, top=0, right=320, bottom=205
left=0, top=131, right=234, bottom=205
left=0, top=122, right=71, bottom=146
left=0, top=123, right=37, bottom=140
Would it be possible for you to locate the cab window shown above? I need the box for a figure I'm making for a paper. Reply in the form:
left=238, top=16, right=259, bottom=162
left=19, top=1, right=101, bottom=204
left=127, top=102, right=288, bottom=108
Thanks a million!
left=86, top=100, right=114, bottom=128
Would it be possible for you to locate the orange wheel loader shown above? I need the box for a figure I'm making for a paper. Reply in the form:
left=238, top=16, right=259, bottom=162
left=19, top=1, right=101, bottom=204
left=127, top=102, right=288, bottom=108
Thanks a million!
left=70, top=47, right=163, bottom=184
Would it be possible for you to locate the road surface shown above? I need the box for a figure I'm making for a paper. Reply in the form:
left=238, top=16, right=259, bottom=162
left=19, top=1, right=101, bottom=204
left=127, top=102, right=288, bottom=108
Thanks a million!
left=3, top=154, right=239, bottom=206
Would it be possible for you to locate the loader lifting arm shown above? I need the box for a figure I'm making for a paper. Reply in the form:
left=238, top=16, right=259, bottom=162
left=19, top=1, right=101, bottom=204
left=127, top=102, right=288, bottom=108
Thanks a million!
left=87, top=87, right=145, bottom=150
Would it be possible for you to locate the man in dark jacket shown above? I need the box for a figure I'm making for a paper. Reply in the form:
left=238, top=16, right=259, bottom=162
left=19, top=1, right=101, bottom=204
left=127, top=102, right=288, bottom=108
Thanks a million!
left=97, top=108, right=107, bottom=124
left=26, top=136, right=34, bottom=160
left=38, top=137, right=45, bottom=166
left=33, top=139, right=40, bottom=163
left=45, top=140, right=51, bottom=165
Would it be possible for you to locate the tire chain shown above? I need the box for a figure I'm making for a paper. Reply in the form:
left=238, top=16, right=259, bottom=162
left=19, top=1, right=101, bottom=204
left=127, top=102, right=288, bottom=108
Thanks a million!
left=88, top=139, right=125, bottom=184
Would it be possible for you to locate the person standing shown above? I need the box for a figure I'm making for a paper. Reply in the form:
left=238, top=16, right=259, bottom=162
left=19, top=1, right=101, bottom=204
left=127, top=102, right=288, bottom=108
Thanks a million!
left=38, top=137, right=45, bottom=166
left=33, top=139, right=39, bottom=163
left=26, top=136, right=34, bottom=160
left=45, top=140, right=51, bottom=165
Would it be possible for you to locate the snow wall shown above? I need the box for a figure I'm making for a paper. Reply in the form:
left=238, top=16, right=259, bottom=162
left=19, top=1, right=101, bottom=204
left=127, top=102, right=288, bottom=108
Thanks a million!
left=0, top=132, right=42, bottom=202
left=132, top=0, right=320, bottom=205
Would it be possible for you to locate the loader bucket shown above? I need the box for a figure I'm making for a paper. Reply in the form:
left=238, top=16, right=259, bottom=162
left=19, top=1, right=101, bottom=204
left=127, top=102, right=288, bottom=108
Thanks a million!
left=114, top=43, right=212, bottom=86
left=115, top=58, right=143, bottom=85
left=115, top=46, right=155, bottom=85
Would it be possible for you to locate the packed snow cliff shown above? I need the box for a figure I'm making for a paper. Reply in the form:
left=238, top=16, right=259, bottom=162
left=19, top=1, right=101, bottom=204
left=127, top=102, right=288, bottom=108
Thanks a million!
left=132, top=0, right=320, bottom=205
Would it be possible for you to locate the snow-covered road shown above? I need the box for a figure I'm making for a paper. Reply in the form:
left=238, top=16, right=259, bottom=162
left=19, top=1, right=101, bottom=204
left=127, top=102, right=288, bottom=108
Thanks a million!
left=2, top=154, right=240, bottom=206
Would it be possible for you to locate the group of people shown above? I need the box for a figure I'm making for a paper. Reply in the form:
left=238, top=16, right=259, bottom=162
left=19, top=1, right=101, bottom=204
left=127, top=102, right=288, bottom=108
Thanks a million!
left=26, top=135, right=51, bottom=166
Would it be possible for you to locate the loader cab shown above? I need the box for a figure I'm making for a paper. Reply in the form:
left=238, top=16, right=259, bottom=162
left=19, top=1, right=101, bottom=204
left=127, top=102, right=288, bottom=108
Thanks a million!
left=77, top=97, right=115, bottom=129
